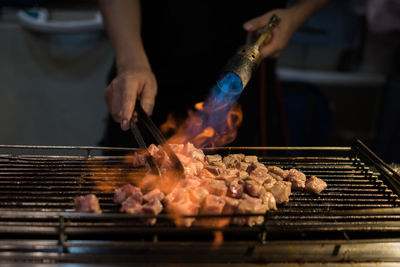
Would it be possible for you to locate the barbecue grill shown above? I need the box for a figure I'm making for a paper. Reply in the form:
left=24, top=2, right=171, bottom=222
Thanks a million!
left=0, top=140, right=400, bottom=265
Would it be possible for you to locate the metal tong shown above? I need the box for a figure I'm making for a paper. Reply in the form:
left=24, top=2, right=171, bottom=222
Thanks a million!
left=130, top=102, right=185, bottom=178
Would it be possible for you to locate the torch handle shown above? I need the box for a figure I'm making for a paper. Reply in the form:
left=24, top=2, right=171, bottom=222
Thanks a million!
left=254, top=14, right=281, bottom=49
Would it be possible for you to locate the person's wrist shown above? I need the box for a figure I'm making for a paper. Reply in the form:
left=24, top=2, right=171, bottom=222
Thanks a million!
left=116, top=60, right=151, bottom=75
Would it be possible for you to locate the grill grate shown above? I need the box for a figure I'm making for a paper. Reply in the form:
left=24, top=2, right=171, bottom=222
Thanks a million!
left=0, top=141, right=399, bottom=264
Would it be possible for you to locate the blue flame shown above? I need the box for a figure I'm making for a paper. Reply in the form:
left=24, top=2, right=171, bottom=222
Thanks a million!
left=179, top=72, right=244, bottom=147
left=216, top=72, right=243, bottom=96
left=206, top=72, right=243, bottom=116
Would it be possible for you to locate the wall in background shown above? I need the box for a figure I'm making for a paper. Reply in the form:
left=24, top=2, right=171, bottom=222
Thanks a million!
left=0, top=11, right=113, bottom=148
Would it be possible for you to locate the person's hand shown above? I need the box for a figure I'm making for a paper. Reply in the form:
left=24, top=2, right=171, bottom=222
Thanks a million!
left=104, top=66, right=157, bottom=131
left=243, top=8, right=299, bottom=59
left=243, top=0, right=331, bottom=58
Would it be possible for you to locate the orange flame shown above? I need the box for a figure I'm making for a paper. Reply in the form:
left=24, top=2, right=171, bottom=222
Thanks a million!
left=161, top=101, right=243, bottom=148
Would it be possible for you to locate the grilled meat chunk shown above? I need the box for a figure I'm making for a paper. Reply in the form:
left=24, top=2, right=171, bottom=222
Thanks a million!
left=143, top=188, right=165, bottom=203
left=267, top=166, right=288, bottom=181
left=233, top=195, right=268, bottom=227
left=207, top=179, right=228, bottom=196
left=245, top=179, right=266, bottom=198
left=266, top=181, right=292, bottom=204
left=227, top=178, right=244, bottom=199
left=286, top=169, right=306, bottom=190
left=305, top=175, right=327, bottom=194
left=75, top=194, right=102, bottom=214
left=249, top=170, right=275, bottom=185
left=120, top=196, right=142, bottom=214
left=223, top=154, right=245, bottom=168
left=142, top=198, right=163, bottom=225
left=244, top=155, right=258, bottom=163
left=205, top=154, right=222, bottom=163
left=260, top=191, right=277, bottom=211
left=201, top=194, right=226, bottom=215
left=114, top=184, right=143, bottom=204
left=132, top=151, right=146, bottom=167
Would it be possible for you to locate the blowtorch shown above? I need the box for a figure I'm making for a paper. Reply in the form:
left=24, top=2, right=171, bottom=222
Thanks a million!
left=217, top=14, right=281, bottom=95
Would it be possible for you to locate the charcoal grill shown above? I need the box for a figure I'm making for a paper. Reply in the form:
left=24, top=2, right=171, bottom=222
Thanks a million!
left=0, top=140, right=400, bottom=265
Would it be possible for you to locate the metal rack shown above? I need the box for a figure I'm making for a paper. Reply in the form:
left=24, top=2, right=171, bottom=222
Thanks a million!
left=0, top=140, right=399, bottom=264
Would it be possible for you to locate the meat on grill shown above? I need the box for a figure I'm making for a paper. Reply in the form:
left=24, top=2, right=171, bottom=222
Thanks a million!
left=75, top=194, right=102, bottom=214
left=114, top=184, right=143, bottom=204
left=119, top=187, right=164, bottom=225
left=266, top=180, right=292, bottom=204
left=82, top=142, right=327, bottom=227
left=286, top=169, right=306, bottom=190
left=305, top=175, right=328, bottom=194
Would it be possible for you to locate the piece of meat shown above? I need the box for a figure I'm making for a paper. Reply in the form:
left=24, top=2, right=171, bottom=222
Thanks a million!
left=75, top=194, right=102, bottom=213
left=120, top=196, right=142, bottom=214
left=267, top=166, right=288, bottom=181
left=143, top=188, right=165, bottom=203
left=227, top=178, right=244, bottom=199
left=244, top=155, right=258, bottom=163
left=239, top=170, right=249, bottom=179
left=223, top=154, right=245, bottom=168
left=286, top=169, right=306, bottom=190
left=223, top=196, right=240, bottom=214
left=176, top=153, right=204, bottom=176
left=219, top=168, right=240, bottom=181
left=205, top=165, right=224, bottom=176
left=246, top=162, right=266, bottom=174
left=238, top=161, right=250, bottom=172
left=148, top=144, right=168, bottom=164
left=166, top=199, right=199, bottom=227
left=181, top=142, right=205, bottom=161
left=142, top=198, right=163, bottom=225
left=260, top=191, right=277, bottom=211
left=263, top=177, right=277, bottom=191
left=179, top=177, right=201, bottom=188
left=131, top=151, right=147, bottom=167
left=200, top=194, right=226, bottom=215
left=188, top=186, right=209, bottom=204
left=198, top=194, right=228, bottom=227
left=305, top=176, right=327, bottom=194
left=245, top=179, right=266, bottom=198
left=207, top=179, right=228, bottom=196
left=249, top=166, right=271, bottom=185
left=209, top=160, right=227, bottom=170
left=205, top=154, right=222, bottom=163
left=114, top=184, right=143, bottom=204
left=266, top=181, right=292, bottom=204
left=233, top=195, right=268, bottom=227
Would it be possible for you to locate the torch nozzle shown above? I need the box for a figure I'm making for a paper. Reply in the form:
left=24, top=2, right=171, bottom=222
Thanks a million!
left=220, top=14, right=281, bottom=93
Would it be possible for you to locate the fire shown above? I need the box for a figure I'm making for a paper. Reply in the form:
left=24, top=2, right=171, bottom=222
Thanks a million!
left=161, top=100, right=243, bottom=148
left=88, top=153, right=145, bottom=192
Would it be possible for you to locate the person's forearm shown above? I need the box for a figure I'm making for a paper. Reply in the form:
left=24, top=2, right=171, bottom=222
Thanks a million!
left=99, top=0, right=150, bottom=73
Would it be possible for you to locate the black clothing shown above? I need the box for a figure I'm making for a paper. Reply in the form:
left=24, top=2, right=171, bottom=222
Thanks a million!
left=100, top=1, right=286, bottom=150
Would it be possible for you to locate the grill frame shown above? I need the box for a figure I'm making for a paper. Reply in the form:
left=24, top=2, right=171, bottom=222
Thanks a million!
left=0, top=139, right=399, bottom=264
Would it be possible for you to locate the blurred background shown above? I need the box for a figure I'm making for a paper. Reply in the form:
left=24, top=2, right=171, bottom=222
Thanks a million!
left=0, top=0, right=399, bottom=162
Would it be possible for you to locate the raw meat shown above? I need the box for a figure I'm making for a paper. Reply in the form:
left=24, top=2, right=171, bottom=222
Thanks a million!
left=114, top=184, right=143, bottom=204
left=75, top=194, right=102, bottom=214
